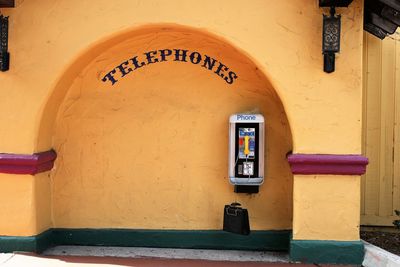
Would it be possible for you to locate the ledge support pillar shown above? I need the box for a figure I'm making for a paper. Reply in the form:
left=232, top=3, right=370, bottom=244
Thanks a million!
left=287, top=154, right=368, bottom=265
left=0, top=150, right=56, bottom=252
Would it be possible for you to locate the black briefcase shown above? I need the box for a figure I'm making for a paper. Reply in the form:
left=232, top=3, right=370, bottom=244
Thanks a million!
left=223, top=202, right=250, bottom=235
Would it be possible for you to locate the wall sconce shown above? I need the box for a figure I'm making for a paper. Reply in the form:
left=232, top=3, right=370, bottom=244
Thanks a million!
left=322, top=7, right=341, bottom=73
left=0, top=15, right=9, bottom=72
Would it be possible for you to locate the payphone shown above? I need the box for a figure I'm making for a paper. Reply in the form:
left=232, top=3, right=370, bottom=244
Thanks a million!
left=229, top=114, right=265, bottom=187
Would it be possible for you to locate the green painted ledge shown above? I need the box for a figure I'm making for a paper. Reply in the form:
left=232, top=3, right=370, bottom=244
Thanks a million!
left=0, top=229, right=290, bottom=253
left=290, top=238, right=365, bottom=265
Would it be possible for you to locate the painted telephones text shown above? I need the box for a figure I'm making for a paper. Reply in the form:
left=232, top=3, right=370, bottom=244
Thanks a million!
left=102, top=49, right=238, bottom=86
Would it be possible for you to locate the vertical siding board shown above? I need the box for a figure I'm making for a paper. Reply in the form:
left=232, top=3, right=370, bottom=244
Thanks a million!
left=364, top=33, right=383, bottom=216
left=361, top=32, right=368, bottom=215
left=379, top=37, right=396, bottom=217
left=393, top=33, right=400, bottom=214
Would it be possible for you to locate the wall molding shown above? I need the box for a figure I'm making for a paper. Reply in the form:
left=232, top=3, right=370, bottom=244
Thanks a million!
left=287, top=154, right=368, bottom=175
left=0, top=150, right=57, bottom=175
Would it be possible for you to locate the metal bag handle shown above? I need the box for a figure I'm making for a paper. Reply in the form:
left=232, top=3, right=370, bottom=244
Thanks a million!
left=226, top=206, right=238, bottom=216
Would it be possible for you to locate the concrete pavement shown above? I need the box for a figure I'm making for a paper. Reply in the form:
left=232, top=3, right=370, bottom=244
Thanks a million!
left=43, top=246, right=289, bottom=263
left=0, top=246, right=358, bottom=266
left=0, top=253, right=350, bottom=267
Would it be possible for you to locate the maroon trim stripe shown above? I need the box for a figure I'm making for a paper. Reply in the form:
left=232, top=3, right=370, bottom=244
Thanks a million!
left=287, top=154, right=369, bottom=175
left=0, top=150, right=57, bottom=175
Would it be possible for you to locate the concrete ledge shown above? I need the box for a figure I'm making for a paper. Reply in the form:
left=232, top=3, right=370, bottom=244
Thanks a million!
left=0, top=229, right=291, bottom=253
left=363, top=240, right=400, bottom=267
left=290, top=239, right=364, bottom=265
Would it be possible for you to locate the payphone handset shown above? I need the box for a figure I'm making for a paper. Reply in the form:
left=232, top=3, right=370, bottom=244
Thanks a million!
left=229, top=114, right=265, bottom=185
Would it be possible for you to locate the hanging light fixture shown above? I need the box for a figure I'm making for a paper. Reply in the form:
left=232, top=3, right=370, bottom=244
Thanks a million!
left=0, top=15, right=9, bottom=72
left=322, top=7, right=341, bottom=73
left=319, top=0, right=354, bottom=73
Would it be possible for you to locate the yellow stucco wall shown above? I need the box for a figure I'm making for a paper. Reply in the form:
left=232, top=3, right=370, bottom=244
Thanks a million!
left=35, top=172, right=52, bottom=234
left=0, top=172, right=51, bottom=236
left=50, top=28, right=292, bottom=230
left=0, top=0, right=364, bottom=239
left=0, top=174, right=36, bottom=236
left=0, top=0, right=363, bottom=155
left=293, top=175, right=361, bottom=241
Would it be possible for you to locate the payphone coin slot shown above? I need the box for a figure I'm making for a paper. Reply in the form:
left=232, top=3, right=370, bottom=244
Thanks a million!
left=238, top=165, right=243, bottom=175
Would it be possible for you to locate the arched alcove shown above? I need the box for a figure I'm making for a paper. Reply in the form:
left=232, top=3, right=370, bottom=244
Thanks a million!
left=38, top=25, right=293, bottom=230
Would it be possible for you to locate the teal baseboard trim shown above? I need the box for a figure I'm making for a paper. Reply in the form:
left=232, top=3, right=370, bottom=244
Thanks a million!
left=290, top=238, right=365, bottom=265
left=0, top=229, right=52, bottom=253
left=52, top=229, right=290, bottom=251
left=36, top=229, right=54, bottom=253
left=0, top=228, right=291, bottom=253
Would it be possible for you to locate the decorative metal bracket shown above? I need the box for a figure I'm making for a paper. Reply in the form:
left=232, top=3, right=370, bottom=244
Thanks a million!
left=0, top=15, right=9, bottom=72
left=319, top=0, right=353, bottom=7
left=322, top=7, right=341, bottom=73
